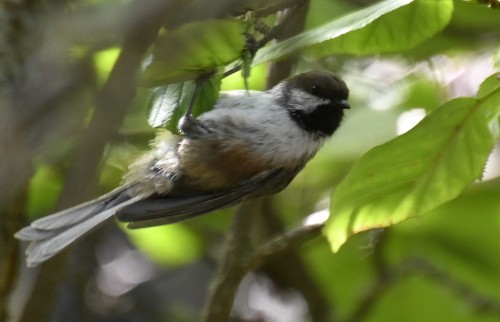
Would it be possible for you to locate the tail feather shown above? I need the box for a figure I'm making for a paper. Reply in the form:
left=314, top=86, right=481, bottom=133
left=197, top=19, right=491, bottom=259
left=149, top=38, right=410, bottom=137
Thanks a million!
left=15, top=226, right=64, bottom=242
left=30, top=186, right=130, bottom=230
left=23, top=197, right=141, bottom=267
left=15, top=187, right=140, bottom=267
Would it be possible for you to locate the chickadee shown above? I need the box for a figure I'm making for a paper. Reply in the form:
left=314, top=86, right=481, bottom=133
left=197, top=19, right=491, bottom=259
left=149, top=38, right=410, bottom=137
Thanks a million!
left=16, top=71, right=350, bottom=267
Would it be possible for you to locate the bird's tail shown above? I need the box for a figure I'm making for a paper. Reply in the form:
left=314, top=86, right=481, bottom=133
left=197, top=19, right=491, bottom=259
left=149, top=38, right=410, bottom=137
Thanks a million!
left=15, top=186, right=141, bottom=267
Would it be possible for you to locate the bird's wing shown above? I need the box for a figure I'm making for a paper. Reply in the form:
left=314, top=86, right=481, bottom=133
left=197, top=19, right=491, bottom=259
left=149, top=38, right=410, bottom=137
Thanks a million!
left=116, top=169, right=288, bottom=228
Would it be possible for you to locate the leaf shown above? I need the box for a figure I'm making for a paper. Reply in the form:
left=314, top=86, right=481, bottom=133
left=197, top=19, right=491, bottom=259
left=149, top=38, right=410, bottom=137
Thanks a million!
left=148, top=83, right=187, bottom=129
left=253, top=0, right=453, bottom=64
left=148, top=73, right=222, bottom=134
left=142, top=19, right=246, bottom=87
left=325, top=74, right=500, bottom=252
left=478, top=72, right=500, bottom=97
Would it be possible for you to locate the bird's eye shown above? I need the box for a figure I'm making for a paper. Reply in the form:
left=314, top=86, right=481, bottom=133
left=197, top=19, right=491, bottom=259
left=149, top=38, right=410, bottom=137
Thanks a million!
left=311, top=84, right=321, bottom=96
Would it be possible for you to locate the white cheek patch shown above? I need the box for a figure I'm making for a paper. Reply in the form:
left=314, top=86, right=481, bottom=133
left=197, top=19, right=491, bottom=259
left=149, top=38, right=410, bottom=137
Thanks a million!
left=287, top=88, right=330, bottom=113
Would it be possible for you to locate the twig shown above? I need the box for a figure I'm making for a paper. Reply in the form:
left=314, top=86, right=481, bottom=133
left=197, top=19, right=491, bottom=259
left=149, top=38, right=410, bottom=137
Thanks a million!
left=201, top=202, right=325, bottom=322
left=222, top=0, right=307, bottom=79
left=257, top=200, right=333, bottom=322
left=0, top=189, right=25, bottom=321
left=266, top=0, right=309, bottom=87
left=247, top=222, right=323, bottom=269
left=407, top=259, right=500, bottom=315
left=370, top=229, right=390, bottom=278
left=232, top=0, right=307, bottom=19
left=201, top=201, right=258, bottom=322
left=344, top=229, right=391, bottom=322
left=255, top=0, right=308, bottom=18
left=256, top=0, right=308, bottom=49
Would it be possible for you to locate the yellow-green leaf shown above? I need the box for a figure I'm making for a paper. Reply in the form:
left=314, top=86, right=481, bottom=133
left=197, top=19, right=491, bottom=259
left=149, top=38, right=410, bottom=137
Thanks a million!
left=254, top=0, right=453, bottom=64
left=325, top=74, right=500, bottom=252
left=142, top=19, right=246, bottom=86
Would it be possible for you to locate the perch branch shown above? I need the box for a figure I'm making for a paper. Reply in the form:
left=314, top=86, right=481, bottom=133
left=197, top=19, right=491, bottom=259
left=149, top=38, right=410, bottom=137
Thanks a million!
left=248, top=222, right=324, bottom=269
left=201, top=201, right=258, bottom=322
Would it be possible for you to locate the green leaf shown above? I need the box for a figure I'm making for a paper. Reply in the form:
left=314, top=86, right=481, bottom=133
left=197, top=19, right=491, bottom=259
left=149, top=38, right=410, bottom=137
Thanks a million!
left=253, top=0, right=453, bottom=64
left=148, top=73, right=222, bottom=134
left=325, top=74, right=500, bottom=252
left=148, top=83, right=187, bottom=130
left=478, top=72, right=500, bottom=97
left=142, top=19, right=246, bottom=87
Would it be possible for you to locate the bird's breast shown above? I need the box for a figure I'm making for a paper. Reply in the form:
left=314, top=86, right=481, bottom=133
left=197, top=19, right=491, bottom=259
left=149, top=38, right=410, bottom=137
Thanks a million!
left=178, top=138, right=271, bottom=191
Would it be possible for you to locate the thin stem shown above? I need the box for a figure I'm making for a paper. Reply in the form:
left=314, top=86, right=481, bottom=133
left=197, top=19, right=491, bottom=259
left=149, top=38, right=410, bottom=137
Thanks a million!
left=201, top=201, right=257, bottom=322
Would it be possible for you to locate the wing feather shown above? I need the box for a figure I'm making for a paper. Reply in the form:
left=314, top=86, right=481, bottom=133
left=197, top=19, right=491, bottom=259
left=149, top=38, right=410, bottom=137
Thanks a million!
left=117, top=169, right=287, bottom=228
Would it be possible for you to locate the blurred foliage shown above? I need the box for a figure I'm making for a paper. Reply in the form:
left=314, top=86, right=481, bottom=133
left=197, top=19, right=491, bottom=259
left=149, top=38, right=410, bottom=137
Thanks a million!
left=12, top=0, right=500, bottom=321
left=26, top=164, right=64, bottom=219
left=93, top=47, right=121, bottom=85
left=125, top=224, right=203, bottom=266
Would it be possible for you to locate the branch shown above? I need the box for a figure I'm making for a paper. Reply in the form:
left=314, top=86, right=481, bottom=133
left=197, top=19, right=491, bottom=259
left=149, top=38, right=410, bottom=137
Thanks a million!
left=266, top=0, right=309, bottom=87
left=248, top=222, right=323, bottom=270
left=201, top=201, right=258, bottom=322
left=0, top=1, right=42, bottom=319
left=18, top=1, right=172, bottom=321
left=201, top=201, right=325, bottom=322
left=0, top=189, right=25, bottom=321
left=252, top=201, right=333, bottom=322
left=222, top=0, right=308, bottom=79
left=58, top=0, right=173, bottom=204
left=408, top=259, right=500, bottom=315
left=343, top=229, right=392, bottom=322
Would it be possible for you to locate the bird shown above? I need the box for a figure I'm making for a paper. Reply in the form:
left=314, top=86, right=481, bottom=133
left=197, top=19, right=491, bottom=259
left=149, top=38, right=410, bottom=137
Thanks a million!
left=15, top=70, right=350, bottom=267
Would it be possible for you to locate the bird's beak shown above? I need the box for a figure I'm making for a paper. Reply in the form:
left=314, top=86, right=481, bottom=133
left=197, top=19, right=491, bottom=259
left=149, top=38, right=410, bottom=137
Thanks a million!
left=338, top=99, right=350, bottom=110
